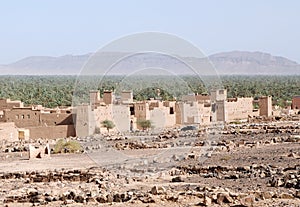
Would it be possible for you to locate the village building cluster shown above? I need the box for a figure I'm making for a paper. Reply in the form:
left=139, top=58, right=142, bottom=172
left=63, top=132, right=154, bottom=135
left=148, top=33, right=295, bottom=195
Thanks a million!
left=0, top=90, right=299, bottom=141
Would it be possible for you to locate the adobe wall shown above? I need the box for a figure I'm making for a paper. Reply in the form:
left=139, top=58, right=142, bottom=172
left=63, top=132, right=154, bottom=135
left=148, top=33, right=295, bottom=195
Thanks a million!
left=27, top=125, right=75, bottom=139
left=4, top=108, right=40, bottom=127
left=40, top=112, right=73, bottom=126
left=150, top=107, right=176, bottom=129
left=134, top=102, right=150, bottom=120
left=112, top=105, right=131, bottom=132
left=259, top=96, right=272, bottom=117
left=75, top=105, right=95, bottom=137
left=0, top=122, right=19, bottom=142
left=89, top=90, right=101, bottom=108
left=215, top=101, right=226, bottom=122
left=226, top=97, right=254, bottom=121
left=176, top=101, right=211, bottom=125
left=0, top=99, right=23, bottom=110
left=92, top=104, right=131, bottom=133
left=121, top=91, right=133, bottom=103
left=103, top=91, right=114, bottom=105
left=3, top=108, right=73, bottom=128
left=175, top=103, right=182, bottom=124
left=199, top=104, right=211, bottom=125
left=292, top=96, right=300, bottom=109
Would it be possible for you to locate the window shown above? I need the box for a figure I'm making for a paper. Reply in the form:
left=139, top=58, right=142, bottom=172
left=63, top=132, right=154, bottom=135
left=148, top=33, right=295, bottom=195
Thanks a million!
left=21, top=115, right=24, bottom=119
left=130, top=106, right=135, bottom=115
left=15, top=115, right=19, bottom=119
left=170, top=107, right=174, bottom=114
left=27, top=114, right=30, bottom=119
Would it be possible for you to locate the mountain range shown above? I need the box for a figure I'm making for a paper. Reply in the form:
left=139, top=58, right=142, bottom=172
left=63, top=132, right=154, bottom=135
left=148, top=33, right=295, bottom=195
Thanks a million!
left=0, top=51, right=299, bottom=75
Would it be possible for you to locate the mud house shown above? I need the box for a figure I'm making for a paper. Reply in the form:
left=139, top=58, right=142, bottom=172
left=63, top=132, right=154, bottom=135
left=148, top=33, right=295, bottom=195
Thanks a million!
left=0, top=88, right=278, bottom=140
left=175, top=101, right=211, bottom=125
left=0, top=99, right=75, bottom=140
left=75, top=89, right=277, bottom=136
left=76, top=91, right=177, bottom=136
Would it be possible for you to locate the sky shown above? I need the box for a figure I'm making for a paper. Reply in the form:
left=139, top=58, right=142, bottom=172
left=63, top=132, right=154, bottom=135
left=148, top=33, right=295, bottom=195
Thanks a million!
left=0, top=0, right=299, bottom=64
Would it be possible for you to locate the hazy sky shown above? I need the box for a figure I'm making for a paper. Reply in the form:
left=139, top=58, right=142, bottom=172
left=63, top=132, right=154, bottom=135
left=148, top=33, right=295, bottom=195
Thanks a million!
left=1, top=0, right=299, bottom=64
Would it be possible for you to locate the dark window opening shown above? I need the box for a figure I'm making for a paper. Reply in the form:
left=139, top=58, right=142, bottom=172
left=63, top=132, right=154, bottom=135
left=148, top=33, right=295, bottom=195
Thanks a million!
left=130, top=106, right=135, bottom=115
left=170, top=107, right=174, bottom=114
left=211, top=103, right=216, bottom=112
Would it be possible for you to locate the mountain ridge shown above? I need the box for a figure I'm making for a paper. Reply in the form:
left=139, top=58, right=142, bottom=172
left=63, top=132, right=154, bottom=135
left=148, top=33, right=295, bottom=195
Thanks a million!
left=0, top=51, right=299, bottom=75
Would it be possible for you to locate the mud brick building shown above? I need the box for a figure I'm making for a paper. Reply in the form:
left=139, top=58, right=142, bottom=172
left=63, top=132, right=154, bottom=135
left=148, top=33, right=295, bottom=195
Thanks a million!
left=0, top=99, right=75, bottom=140
left=292, top=96, right=300, bottom=109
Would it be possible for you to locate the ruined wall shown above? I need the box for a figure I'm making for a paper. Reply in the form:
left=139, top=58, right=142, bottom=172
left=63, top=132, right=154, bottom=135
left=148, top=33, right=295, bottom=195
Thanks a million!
left=259, top=96, right=272, bottom=117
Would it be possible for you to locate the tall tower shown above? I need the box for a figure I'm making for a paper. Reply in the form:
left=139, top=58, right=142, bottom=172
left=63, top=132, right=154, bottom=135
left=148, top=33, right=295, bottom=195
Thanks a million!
left=259, top=96, right=272, bottom=117
left=211, top=89, right=227, bottom=122
left=103, top=91, right=114, bottom=105
left=89, top=90, right=100, bottom=109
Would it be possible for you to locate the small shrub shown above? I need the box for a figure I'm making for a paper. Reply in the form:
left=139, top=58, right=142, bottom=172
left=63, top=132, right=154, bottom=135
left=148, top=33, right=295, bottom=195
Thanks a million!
left=53, top=139, right=83, bottom=154
left=220, top=155, right=231, bottom=161
left=101, top=119, right=115, bottom=133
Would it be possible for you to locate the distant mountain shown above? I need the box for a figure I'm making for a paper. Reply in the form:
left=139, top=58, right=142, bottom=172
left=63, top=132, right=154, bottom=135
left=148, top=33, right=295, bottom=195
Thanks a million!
left=209, top=51, right=300, bottom=75
left=0, top=51, right=299, bottom=75
left=0, top=54, right=91, bottom=75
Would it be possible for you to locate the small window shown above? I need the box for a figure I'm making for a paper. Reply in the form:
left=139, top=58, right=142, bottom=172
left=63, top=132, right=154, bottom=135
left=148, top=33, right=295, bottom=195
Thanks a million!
left=27, top=114, right=30, bottom=119
left=21, top=115, right=24, bottom=119
left=170, top=107, right=174, bottom=114
left=16, top=115, right=19, bottom=119
left=130, top=106, right=135, bottom=115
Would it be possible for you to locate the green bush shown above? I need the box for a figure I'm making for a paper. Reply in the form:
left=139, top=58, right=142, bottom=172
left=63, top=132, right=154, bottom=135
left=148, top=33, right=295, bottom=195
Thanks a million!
left=53, top=139, right=83, bottom=154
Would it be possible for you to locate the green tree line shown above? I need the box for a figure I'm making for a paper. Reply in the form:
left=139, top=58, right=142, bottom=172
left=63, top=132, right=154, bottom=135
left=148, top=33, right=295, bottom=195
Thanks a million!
left=0, top=75, right=298, bottom=108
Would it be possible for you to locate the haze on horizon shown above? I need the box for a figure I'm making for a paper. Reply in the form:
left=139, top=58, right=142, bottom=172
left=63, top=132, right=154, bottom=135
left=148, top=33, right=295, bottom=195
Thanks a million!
left=1, top=0, right=300, bottom=64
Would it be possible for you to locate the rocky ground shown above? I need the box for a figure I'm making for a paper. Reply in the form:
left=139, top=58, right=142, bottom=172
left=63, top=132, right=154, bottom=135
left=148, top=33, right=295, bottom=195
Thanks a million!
left=0, top=120, right=299, bottom=206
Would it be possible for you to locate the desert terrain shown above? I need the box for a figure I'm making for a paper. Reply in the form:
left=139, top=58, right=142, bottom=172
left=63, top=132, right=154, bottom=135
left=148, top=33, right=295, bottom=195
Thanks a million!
left=0, top=119, right=299, bottom=207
